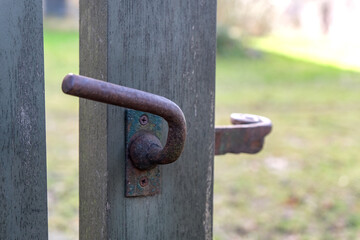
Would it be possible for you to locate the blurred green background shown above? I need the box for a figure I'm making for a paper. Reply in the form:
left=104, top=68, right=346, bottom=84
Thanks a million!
left=44, top=0, right=360, bottom=239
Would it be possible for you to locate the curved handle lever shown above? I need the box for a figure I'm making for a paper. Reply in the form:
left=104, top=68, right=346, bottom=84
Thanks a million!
left=215, top=113, right=272, bottom=155
left=62, top=74, right=187, bottom=170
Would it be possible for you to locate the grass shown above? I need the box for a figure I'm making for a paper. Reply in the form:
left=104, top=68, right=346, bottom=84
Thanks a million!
left=44, top=29, right=79, bottom=237
left=44, top=29, right=360, bottom=239
left=250, top=35, right=360, bottom=72
left=214, top=46, right=360, bottom=239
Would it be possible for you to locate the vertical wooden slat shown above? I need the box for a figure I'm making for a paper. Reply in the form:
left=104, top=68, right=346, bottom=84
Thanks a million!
left=0, top=1, right=48, bottom=239
left=80, top=0, right=216, bottom=239
left=79, top=1, right=109, bottom=239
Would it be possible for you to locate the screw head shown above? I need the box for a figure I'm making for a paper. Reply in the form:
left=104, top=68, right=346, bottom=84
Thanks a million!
left=139, top=114, right=149, bottom=125
left=139, top=176, right=149, bottom=187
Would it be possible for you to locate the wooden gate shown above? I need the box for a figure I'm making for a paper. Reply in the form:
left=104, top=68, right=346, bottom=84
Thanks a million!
left=1, top=0, right=216, bottom=239
left=0, top=1, right=272, bottom=239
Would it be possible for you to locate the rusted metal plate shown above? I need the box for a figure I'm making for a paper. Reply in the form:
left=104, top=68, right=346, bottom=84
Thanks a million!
left=125, top=110, right=164, bottom=197
left=215, top=113, right=272, bottom=155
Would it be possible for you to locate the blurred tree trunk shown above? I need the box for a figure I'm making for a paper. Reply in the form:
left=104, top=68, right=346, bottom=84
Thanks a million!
left=321, top=1, right=331, bottom=34
left=45, top=0, right=66, bottom=17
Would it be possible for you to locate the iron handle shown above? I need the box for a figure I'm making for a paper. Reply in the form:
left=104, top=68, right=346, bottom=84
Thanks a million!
left=62, top=74, right=187, bottom=170
left=215, top=113, right=272, bottom=155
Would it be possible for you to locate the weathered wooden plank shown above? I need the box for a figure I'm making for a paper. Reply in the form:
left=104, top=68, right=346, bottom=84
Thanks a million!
left=79, top=1, right=109, bottom=239
left=79, top=0, right=216, bottom=239
left=0, top=1, right=48, bottom=239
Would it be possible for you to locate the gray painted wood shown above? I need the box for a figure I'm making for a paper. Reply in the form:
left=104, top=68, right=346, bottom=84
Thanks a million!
left=0, top=1, right=48, bottom=239
left=79, top=0, right=216, bottom=239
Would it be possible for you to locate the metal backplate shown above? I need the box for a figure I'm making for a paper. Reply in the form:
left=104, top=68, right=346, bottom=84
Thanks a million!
left=125, top=110, right=164, bottom=197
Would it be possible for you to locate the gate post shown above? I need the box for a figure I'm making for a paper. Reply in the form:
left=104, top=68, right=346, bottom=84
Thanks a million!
left=0, top=1, right=48, bottom=239
left=79, top=0, right=216, bottom=238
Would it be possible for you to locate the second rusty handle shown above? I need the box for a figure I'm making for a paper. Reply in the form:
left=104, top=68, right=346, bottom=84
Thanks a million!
left=215, top=113, right=272, bottom=155
left=62, top=74, right=187, bottom=170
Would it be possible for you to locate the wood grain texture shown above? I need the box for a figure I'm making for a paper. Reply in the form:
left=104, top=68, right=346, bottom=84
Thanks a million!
left=0, top=1, right=48, bottom=239
left=79, top=0, right=216, bottom=239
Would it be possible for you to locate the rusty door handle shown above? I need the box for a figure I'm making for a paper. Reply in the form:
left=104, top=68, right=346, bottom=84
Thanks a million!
left=62, top=74, right=186, bottom=170
left=215, top=113, right=272, bottom=155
